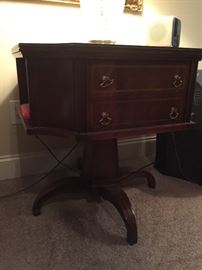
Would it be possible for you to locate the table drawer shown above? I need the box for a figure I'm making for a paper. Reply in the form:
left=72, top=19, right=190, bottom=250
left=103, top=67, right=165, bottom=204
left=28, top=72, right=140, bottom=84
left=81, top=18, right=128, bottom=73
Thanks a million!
left=89, top=63, right=190, bottom=93
left=88, top=98, right=185, bottom=131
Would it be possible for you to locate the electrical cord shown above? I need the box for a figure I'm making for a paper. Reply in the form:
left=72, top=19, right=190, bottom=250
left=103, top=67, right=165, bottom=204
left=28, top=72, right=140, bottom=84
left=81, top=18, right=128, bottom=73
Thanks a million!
left=0, top=135, right=154, bottom=200
left=170, top=132, right=190, bottom=181
left=136, top=161, right=154, bottom=172
left=35, top=135, right=65, bottom=167
left=34, top=135, right=78, bottom=172
left=119, top=161, right=154, bottom=181
left=0, top=140, right=80, bottom=201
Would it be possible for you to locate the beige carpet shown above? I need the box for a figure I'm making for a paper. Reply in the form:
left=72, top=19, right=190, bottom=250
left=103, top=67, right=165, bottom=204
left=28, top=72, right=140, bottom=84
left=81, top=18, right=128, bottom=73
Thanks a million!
left=1, top=164, right=202, bottom=270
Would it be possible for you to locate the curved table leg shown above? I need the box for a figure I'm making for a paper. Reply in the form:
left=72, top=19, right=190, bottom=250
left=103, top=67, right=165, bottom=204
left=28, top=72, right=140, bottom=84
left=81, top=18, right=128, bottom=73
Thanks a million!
left=120, top=170, right=156, bottom=189
left=32, top=176, right=87, bottom=216
left=99, top=185, right=137, bottom=245
left=137, top=170, right=156, bottom=189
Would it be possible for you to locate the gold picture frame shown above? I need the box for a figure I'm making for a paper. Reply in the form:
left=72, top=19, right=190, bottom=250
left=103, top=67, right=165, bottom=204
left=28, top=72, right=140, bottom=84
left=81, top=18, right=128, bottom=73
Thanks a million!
left=24, top=0, right=143, bottom=15
left=124, top=0, right=143, bottom=14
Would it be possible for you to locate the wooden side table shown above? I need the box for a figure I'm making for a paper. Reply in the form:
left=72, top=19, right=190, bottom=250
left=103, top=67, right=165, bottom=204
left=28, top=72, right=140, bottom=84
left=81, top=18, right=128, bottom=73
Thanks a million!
left=13, top=43, right=202, bottom=244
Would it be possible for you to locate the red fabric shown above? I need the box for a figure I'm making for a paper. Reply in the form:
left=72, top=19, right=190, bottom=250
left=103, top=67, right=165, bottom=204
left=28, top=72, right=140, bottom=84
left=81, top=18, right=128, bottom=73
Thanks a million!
left=20, top=103, right=30, bottom=122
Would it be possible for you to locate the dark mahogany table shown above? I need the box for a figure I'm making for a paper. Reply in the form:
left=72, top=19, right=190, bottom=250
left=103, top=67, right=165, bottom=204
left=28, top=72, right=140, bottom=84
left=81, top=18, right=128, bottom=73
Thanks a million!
left=13, top=43, right=202, bottom=244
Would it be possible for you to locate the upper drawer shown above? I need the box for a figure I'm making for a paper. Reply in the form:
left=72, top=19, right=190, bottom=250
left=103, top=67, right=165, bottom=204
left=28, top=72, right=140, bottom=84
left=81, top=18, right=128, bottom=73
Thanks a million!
left=89, top=63, right=190, bottom=93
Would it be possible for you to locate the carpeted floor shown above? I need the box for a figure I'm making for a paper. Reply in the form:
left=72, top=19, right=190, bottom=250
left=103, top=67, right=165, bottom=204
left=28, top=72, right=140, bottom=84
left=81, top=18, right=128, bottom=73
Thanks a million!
left=1, top=163, right=202, bottom=270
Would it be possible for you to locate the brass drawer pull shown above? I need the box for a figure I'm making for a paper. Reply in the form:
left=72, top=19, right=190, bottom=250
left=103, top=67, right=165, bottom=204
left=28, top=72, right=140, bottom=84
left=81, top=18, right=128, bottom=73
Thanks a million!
left=173, top=74, right=183, bottom=88
left=99, top=75, right=114, bottom=88
left=169, top=107, right=179, bottom=120
left=99, top=112, right=112, bottom=126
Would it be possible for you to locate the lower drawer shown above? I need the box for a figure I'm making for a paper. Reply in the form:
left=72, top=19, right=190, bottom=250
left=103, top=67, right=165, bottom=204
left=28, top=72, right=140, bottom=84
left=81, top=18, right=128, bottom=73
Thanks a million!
left=88, top=98, right=185, bottom=131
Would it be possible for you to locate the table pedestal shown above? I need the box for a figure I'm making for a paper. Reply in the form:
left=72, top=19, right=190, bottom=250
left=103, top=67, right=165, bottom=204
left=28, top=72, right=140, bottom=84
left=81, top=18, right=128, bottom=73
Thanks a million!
left=32, top=138, right=156, bottom=245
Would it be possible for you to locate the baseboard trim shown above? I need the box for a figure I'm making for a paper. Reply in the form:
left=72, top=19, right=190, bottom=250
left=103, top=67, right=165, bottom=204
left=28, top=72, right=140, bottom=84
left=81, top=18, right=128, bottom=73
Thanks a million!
left=0, top=135, right=156, bottom=181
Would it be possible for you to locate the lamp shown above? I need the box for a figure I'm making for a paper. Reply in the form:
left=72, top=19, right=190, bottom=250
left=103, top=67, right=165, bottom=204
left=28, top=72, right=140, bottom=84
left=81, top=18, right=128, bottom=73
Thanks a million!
left=80, top=0, right=126, bottom=44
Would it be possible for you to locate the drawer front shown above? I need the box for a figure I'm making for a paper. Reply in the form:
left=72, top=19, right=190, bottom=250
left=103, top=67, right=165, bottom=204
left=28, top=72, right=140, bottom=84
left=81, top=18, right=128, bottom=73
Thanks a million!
left=88, top=98, right=184, bottom=131
left=89, top=63, right=190, bottom=94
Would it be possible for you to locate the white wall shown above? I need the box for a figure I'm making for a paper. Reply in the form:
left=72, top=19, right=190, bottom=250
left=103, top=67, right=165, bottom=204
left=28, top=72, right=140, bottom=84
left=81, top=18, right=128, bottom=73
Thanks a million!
left=0, top=0, right=201, bottom=179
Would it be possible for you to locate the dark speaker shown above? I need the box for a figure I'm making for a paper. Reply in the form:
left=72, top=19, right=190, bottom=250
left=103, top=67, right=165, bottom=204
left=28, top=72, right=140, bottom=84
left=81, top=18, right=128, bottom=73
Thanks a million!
left=154, top=81, right=202, bottom=185
left=172, top=17, right=181, bottom=47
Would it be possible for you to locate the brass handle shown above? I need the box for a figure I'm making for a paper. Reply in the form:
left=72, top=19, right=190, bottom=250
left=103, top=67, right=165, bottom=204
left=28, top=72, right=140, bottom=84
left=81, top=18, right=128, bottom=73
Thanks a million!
left=173, top=74, right=183, bottom=88
left=169, top=107, right=179, bottom=120
left=99, top=112, right=112, bottom=126
left=99, top=75, right=114, bottom=88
